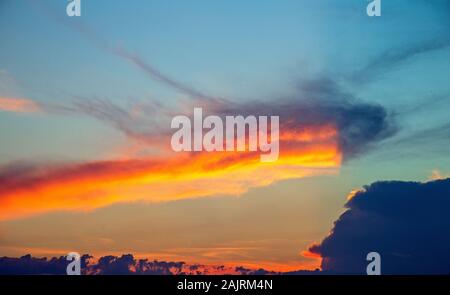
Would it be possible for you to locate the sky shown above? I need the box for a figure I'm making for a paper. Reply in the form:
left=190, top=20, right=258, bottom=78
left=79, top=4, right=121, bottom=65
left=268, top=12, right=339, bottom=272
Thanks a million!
left=0, top=0, right=449, bottom=272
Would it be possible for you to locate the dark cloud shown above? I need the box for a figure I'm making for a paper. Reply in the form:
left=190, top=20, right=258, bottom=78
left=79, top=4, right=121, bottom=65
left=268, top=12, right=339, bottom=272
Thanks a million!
left=0, top=254, right=91, bottom=275
left=292, top=78, right=396, bottom=159
left=0, top=254, right=278, bottom=275
left=136, top=259, right=186, bottom=275
left=234, top=266, right=276, bottom=275
left=309, top=178, right=450, bottom=274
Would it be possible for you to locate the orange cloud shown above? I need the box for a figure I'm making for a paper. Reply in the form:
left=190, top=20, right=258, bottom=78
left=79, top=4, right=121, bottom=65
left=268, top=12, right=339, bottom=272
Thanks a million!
left=0, top=97, right=41, bottom=113
left=428, top=170, right=450, bottom=181
left=0, top=124, right=341, bottom=220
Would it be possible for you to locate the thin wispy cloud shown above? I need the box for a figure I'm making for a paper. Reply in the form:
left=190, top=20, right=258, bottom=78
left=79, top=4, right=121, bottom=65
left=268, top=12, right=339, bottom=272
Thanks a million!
left=350, top=38, right=450, bottom=85
left=0, top=97, right=41, bottom=113
left=32, top=0, right=222, bottom=102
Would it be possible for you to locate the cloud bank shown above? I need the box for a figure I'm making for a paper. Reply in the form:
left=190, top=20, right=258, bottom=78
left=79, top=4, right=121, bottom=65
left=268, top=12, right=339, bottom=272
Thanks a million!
left=309, top=178, right=450, bottom=274
left=0, top=254, right=284, bottom=275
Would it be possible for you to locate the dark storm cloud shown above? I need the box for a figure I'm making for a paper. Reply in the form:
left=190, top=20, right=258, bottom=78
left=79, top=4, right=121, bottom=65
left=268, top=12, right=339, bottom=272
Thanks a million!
left=85, top=254, right=187, bottom=275
left=0, top=254, right=182, bottom=275
left=309, top=178, right=450, bottom=274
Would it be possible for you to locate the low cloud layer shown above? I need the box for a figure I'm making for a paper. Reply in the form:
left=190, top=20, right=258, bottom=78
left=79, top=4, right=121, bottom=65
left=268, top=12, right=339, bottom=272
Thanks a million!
left=309, top=178, right=450, bottom=274
left=0, top=254, right=283, bottom=275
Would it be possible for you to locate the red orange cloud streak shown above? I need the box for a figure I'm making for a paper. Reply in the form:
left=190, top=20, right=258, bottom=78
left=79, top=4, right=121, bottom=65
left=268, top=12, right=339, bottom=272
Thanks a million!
left=0, top=97, right=41, bottom=113
left=0, top=124, right=341, bottom=220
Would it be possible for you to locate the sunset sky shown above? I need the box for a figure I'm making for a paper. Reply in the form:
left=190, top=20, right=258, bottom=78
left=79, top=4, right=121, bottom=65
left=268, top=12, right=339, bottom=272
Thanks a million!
left=0, top=0, right=449, bottom=272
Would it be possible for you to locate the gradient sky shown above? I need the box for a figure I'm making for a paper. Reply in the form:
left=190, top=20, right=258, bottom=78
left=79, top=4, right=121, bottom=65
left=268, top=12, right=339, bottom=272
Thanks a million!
left=0, top=0, right=449, bottom=271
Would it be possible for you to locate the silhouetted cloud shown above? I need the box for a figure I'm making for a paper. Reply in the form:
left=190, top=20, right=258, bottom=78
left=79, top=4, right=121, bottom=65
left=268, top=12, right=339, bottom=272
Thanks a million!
left=234, top=266, right=276, bottom=275
left=0, top=254, right=279, bottom=275
left=0, top=254, right=91, bottom=275
left=309, top=178, right=450, bottom=274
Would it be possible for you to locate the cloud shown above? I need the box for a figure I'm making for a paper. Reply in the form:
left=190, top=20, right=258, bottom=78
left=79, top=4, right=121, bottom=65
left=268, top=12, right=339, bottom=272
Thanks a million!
left=32, top=1, right=220, bottom=101
left=0, top=128, right=341, bottom=220
left=392, top=122, right=450, bottom=147
left=70, top=77, right=396, bottom=159
left=0, top=69, right=398, bottom=221
left=309, top=178, right=450, bottom=274
left=0, top=254, right=279, bottom=275
left=350, top=38, right=450, bottom=85
left=293, top=78, right=396, bottom=159
left=3, top=1, right=395, bottom=222
left=0, top=79, right=397, bottom=220
left=31, top=1, right=397, bottom=159
left=0, top=97, right=41, bottom=113
left=112, top=48, right=221, bottom=101
left=0, top=254, right=91, bottom=275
